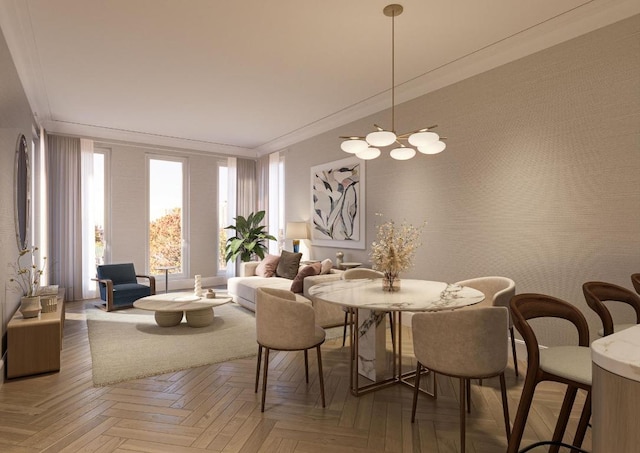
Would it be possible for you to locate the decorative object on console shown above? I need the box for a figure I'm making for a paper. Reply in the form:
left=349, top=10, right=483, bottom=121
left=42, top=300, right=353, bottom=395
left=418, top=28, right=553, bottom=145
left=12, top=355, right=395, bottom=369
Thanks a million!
left=224, top=210, right=277, bottom=263
left=311, top=157, right=365, bottom=249
left=194, top=274, right=202, bottom=296
left=370, top=214, right=426, bottom=292
left=285, top=221, right=308, bottom=253
left=10, top=245, right=46, bottom=318
left=336, top=251, right=344, bottom=268
left=339, top=4, right=446, bottom=161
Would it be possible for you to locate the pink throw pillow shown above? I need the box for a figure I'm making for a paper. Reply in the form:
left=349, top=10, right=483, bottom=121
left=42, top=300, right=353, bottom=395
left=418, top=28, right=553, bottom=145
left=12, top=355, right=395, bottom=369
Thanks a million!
left=290, top=263, right=322, bottom=293
left=255, top=254, right=280, bottom=278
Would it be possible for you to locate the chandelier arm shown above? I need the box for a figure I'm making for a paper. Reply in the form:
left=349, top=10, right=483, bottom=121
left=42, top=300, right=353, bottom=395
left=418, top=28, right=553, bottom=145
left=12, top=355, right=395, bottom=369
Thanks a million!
left=339, top=136, right=366, bottom=140
left=396, top=125, right=440, bottom=138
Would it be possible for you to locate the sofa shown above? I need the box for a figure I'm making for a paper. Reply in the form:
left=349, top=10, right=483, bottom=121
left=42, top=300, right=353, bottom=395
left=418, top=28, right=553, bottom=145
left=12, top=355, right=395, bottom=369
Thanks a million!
left=228, top=260, right=345, bottom=327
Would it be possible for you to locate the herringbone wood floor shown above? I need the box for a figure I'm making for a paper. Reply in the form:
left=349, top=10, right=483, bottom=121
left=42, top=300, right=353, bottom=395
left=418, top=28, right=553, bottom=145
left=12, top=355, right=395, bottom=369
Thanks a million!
left=0, top=301, right=591, bottom=452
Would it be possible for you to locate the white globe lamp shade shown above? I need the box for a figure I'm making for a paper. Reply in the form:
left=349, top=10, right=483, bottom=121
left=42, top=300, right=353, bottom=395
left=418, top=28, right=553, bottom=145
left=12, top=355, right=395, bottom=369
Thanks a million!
left=390, top=147, right=416, bottom=160
left=341, top=139, right=369, bottom=153
left=366, top=130, right=396, bottom=147
left=356, top=147, right=381, bottom=160
left=408, top=131, right=439, bottom=147
left=418, top=140, right=446, bottom=155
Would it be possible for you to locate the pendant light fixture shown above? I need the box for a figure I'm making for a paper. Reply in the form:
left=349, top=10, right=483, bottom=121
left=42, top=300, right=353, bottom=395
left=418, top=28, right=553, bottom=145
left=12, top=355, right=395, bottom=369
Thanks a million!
left=340, top=4, right=447, bottom=161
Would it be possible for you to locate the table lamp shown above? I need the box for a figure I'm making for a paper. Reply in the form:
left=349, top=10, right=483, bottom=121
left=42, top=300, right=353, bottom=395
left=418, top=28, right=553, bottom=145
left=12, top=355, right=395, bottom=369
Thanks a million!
left=285, top=222, right=308, bottom=253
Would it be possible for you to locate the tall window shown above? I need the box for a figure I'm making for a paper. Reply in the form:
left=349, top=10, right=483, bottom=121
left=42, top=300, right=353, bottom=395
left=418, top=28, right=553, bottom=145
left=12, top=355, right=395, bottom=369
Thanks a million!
left=218, top=162, right=228, bottom=272
left=148, top=157, right=186, bottom=275
left=93, top=150, right=107, bottom=265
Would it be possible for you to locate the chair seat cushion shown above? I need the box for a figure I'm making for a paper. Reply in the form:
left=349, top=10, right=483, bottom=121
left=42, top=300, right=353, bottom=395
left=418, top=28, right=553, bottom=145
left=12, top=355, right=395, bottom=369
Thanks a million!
left=539, top=345, right=591, bottom=386
left=597, top=323, right=636, bottom=337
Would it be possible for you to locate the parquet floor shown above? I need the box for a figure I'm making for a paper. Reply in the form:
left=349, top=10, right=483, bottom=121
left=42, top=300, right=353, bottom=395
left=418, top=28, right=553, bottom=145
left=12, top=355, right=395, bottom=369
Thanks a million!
left=0, top=300, right=591, bottom=452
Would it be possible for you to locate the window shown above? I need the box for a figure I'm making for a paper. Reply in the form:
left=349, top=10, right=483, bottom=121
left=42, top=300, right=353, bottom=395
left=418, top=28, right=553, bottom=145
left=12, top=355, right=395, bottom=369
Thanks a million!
left=148, top=156, right=187, bottom=276
left=93, top=150, right=107, bottom=265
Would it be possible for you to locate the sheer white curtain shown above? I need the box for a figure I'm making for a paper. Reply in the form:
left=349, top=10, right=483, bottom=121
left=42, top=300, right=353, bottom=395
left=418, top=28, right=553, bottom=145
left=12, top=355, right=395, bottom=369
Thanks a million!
left=80, top=139, right=96, bottom=299
left=46, top=134, right=83, bottom=301
left=236, top=158, right=256, bottom=217
left=225, top=157, right=237, bottom=278
left=267, top=152, right=282, bottom=255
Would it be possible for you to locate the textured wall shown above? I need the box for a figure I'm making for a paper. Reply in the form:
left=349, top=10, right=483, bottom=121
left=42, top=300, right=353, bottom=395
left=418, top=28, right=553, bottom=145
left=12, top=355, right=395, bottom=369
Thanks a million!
left=284, top=15, right=640, bottom=346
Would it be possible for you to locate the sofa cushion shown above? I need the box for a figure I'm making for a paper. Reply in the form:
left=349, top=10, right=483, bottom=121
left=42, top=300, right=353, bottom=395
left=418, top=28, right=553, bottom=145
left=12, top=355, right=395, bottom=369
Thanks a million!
left=276, top=250, right=302, bottom=279
left=320, top=258, right=333, bottom=274
left=290, top=263, right=322, bottom=293
left=255, top=254, right=280, bottom=277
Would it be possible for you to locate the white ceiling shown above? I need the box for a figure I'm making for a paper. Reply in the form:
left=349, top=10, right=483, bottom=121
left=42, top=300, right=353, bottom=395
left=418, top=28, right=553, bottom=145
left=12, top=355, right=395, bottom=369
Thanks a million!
left=1, top=0, right=638, bottom=157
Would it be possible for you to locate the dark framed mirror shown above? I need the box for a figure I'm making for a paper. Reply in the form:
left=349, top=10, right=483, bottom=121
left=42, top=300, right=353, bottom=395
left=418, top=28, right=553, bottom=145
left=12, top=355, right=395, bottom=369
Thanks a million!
left=14, top=134, right=30, bottom=251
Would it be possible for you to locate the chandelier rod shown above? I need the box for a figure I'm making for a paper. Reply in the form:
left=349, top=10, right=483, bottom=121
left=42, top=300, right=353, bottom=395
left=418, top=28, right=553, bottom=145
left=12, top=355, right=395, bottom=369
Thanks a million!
left=391, top=6, right=395, bottom=133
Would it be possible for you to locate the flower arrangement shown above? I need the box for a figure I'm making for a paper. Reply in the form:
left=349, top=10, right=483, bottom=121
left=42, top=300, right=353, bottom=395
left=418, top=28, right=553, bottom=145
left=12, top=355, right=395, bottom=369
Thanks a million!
left=10, top=246, right=46, bottom=297
left=370, top=215, right=426, bottom=291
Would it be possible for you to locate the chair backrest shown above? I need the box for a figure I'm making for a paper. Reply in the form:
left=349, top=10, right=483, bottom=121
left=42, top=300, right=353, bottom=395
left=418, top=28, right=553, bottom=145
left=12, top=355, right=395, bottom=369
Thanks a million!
left=411, top=307, right=509, bottom=378
left=256, top=287, right=318, bottom=350
left=455, top=276, right=515, bottom=308
left=582, top=281, right=640, bottom=336
left=96, top=263, right=138, bottom=284
left=632, top=273, right=640, bottom=295
left=342, top=268, right=384, bottom=280
left=510, top=293, right=590, bottom=370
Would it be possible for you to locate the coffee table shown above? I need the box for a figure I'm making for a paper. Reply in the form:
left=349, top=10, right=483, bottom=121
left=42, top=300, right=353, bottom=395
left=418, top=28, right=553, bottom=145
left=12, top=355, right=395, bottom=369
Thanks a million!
left=133, top=292, right=231, bottom=327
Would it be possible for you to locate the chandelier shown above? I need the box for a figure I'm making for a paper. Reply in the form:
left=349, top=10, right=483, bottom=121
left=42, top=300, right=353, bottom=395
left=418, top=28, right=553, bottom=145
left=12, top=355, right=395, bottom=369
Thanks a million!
left=340, top=4, right=446, bottom=161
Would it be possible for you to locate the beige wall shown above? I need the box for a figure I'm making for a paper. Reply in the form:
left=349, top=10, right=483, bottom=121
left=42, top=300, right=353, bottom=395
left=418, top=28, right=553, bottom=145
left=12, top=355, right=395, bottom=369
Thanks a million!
left=283, top=15, right=640, bottom=346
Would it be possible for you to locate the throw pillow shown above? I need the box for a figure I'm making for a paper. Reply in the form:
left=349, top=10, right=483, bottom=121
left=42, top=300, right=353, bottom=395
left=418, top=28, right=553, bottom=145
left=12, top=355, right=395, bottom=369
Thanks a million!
left=290, top=262, right=322, bottom=293
left=276, top=250, right=303, bottom=279
left=255, top=254, right=280, bottom=277
left=320, top=258, right=333, bottom=274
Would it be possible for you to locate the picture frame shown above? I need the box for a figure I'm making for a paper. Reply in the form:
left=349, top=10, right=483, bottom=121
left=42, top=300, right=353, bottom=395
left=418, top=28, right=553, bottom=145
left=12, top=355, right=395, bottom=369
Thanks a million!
left=310, top=156, right=365, bottom=249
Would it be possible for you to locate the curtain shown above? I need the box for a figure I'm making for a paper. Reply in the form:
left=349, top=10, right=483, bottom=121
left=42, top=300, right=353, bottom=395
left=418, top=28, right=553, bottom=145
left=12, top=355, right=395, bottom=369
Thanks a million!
left=46, top=134, right=83, bottom=301
left=236, top=158, right=256, bottom=218
left=80, top=138, right=96, bottom=299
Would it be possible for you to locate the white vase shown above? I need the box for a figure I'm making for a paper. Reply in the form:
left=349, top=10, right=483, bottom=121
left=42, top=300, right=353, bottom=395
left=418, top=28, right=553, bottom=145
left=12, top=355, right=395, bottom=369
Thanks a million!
left=20, top=295, right=42, bottom=318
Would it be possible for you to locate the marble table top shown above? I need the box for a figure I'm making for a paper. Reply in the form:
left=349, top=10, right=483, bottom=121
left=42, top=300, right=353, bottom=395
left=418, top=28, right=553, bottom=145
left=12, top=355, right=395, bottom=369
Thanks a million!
left=591, top=324, right=640, bottom=382
left=308, top=278, right=485, bottom=312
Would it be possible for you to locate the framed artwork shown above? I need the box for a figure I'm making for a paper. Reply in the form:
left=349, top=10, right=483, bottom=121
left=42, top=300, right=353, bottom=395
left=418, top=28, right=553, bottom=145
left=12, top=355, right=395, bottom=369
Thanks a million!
left=310, top=156, right=365, bottom=249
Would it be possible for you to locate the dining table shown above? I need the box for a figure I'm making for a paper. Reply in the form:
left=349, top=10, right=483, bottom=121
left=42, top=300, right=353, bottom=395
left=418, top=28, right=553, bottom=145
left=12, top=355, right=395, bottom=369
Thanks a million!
left=309, top=278, right=485, bottom=396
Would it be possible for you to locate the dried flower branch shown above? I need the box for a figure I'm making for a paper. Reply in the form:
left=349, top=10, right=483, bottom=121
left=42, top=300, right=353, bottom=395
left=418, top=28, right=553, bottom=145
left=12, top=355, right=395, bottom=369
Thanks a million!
left=9, top=246, right=46, bottom=297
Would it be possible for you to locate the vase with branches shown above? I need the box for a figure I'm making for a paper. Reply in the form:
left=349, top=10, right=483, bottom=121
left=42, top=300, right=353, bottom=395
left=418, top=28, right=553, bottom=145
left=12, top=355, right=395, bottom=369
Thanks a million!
left=10, top=246, right=47, bottom=317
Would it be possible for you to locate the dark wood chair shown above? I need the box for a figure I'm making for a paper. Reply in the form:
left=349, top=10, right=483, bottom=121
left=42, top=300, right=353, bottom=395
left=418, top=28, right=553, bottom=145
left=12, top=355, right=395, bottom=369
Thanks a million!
left=632, top=273, right=640, bottom=295
left=583, top=281, right=640, bottom=337
left=507, top=293, right=592, bottom=453
left=94, top=263, right=156, bottom=311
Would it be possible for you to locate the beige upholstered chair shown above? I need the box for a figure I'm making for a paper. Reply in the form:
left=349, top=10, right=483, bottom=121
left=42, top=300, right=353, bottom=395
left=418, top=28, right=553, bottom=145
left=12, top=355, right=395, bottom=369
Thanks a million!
left=456, top=276, right=518, bottom=376
left=340, top=268, right=390, bottom=347
left=507, top=294, right=591, bottom=453
left=411, top=307, right=511, bottom=453
left=254, top=287, right=326, bottom=412
left=583, top=281, right=640, bottom=336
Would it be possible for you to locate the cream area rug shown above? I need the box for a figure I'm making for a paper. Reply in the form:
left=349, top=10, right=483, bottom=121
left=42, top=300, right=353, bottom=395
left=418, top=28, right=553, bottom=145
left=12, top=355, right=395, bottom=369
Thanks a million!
left=86, top=302, right=259, bottom=386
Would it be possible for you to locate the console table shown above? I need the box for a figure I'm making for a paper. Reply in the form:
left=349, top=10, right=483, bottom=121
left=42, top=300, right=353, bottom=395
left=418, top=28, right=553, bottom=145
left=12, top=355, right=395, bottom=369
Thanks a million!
left=7, top=289, right=65, bottom=378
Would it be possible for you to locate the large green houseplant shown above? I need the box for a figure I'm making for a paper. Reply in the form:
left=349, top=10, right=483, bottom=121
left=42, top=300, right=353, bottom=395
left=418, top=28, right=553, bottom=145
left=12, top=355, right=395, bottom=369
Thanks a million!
left=224, top=211, right=277, bottom=263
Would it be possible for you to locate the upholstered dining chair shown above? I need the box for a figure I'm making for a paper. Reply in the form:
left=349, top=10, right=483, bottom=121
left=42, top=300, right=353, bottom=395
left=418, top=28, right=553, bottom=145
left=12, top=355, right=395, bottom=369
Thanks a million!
left=340, top=268, right=393, bottom=347
left=410, top=307, right=511, bottom=453
left=631, top=273, right=640, bottom=295
left=254, top=287, right=326, bottom=412
left=507, top=294, right=592, bottom=453
left=455, top=276, right=518, bottom=376
left=583, top=281, right=640, bottom=336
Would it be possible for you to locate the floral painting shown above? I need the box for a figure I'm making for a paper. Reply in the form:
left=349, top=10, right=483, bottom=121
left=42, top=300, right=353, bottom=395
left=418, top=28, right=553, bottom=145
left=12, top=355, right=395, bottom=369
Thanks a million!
left=310, top=157, right=365, bottom=249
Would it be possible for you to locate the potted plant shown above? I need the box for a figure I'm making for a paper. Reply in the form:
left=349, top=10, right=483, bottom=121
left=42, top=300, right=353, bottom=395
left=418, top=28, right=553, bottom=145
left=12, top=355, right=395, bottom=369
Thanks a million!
left=10, top=246, right=47, bottom=318
left=224, top=211, right=276, bottom=263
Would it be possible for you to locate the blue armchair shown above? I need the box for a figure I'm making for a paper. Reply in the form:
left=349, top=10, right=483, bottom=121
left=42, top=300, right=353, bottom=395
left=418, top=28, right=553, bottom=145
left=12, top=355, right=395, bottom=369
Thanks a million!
left=95, top=263, right=156, bottom=311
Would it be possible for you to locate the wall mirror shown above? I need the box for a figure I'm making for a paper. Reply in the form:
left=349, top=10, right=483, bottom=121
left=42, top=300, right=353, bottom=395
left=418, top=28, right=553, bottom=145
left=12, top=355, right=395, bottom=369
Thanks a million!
left=14, top=133, right=30, bottom=251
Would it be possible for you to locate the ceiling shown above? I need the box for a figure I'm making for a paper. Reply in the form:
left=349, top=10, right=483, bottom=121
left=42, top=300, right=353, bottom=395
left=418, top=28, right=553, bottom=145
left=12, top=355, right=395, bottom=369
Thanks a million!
left=1, top=0, right=638, bottom=158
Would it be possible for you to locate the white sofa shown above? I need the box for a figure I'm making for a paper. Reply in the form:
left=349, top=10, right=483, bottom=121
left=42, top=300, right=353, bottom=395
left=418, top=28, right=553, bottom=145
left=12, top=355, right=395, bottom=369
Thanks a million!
left=228, top=261, right=345, bottom=327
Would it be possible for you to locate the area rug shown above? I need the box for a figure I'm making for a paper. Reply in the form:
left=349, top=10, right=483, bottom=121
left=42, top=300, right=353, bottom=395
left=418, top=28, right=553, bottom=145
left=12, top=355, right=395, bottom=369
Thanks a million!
left=86, top=302, right=343, bottom=386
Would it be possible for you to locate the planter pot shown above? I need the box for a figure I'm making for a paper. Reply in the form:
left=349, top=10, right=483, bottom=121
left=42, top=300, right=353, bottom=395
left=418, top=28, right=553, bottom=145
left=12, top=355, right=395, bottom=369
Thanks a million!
left=20, top=295, right=42, bottom=318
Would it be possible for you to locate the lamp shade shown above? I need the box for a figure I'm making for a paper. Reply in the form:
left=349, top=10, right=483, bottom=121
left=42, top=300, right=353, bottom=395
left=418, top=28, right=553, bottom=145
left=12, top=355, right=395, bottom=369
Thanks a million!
left=366, top=130, right=396, bottom=147
left=390, top=146, right=416, bottom=160
left=356, top=147, right=381, bottom=160
left=417, top=140, right=446, bottom=155
left=341, top=139, right=369, bottom=153
left=408, top=131, right=439, bottom=147
left=285, top=222, right=309, bottom=239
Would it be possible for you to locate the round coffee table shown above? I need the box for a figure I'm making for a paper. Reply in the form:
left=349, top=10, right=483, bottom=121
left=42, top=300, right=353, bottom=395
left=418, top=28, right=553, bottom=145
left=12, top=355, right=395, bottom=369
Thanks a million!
left=133, top=292, right=231, bottom=327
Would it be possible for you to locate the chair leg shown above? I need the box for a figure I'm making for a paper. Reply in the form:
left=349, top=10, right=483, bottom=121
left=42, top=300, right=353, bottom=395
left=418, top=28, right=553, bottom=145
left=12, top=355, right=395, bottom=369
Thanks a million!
left=571, top=390, right=591, bottom=452
left=510, top=327, right=519, bottom=377
left=342, top=311, right=349, bottom=347
left=316, top=345, right=326, bottom=408
left=460, top=378, right=467, bottom=453
left=255, top=345, right=262, bottom=393
left=466, top=378, right=471, bottom=413
left=499, top=373, right=511, bottom=443
left=549, top=385, right=578, bottom=453
left=507, top=377, right=538, bottom=453
left=304, top=349, right=309, bottom=383
left=388, top=312, right=395, bottom=346
left=261, top=348, right=270, bottom=412
left=411, top=362, right=422, bottom=422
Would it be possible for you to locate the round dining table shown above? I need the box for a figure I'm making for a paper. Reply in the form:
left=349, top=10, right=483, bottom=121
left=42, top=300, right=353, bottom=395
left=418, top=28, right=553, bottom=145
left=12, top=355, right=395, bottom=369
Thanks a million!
left=309, top=278, right=485, bottom=396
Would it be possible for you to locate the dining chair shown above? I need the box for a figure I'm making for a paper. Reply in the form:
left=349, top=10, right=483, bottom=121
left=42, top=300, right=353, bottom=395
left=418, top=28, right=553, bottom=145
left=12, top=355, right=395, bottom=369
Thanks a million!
left=340, top=268, right=392, bottom=347
left=631, top=273, right=640, bottom=295
left=411, top=307, right=511, bottom=453
left=507, top=293, right=592, bottom=453
left=254, top=287, right=326, bottom=412
left=455, top=276, right=518, bottom=377
left=583, top=281, right=640, bottom=336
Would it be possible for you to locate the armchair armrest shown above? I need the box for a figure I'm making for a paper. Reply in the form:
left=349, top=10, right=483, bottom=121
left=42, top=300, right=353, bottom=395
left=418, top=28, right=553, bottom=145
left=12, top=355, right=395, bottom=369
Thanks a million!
left=136, top=274, right=156, bottom=295
left=92, top=277, right=115, bottom=311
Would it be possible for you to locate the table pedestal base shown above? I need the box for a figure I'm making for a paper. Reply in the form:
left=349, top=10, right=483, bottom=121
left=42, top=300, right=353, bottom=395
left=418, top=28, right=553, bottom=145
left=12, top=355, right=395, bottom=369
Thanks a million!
left=186, top=308, right=214, bottom=327
left=155, top=311, right=183, bottom=327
